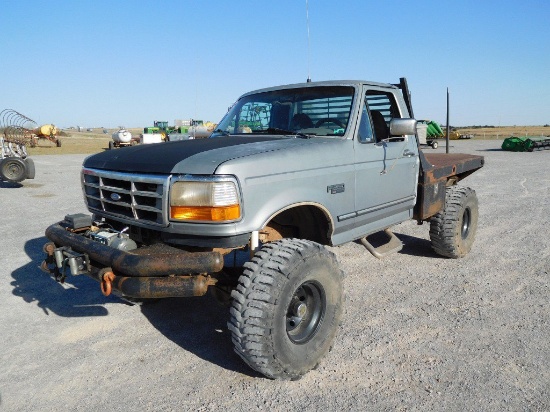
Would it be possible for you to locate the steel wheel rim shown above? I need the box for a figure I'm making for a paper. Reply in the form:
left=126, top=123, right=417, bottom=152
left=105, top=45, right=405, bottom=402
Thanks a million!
left=461, top=207, right=471, bottom=239
left=3, top=161, right=23, bottom=179
left=286, top=281, right=325, bottom=344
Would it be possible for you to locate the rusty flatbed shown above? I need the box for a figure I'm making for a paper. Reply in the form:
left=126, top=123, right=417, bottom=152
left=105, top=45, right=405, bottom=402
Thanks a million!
left=414, top=151, right=484, bottom=221
left=423, top=152, right=484, bottom=171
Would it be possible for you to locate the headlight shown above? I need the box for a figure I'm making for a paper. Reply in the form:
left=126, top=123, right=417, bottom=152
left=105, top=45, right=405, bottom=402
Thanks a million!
left=170, top=179, right=241, bottom=222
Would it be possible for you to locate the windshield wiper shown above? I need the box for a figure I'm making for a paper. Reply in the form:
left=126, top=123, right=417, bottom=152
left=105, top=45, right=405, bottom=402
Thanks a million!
left=266, top=127, right=312, bottom=139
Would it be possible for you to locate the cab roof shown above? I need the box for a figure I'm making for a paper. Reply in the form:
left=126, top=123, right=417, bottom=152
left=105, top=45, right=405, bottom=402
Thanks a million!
left=240, top=80, right=399, bottom=98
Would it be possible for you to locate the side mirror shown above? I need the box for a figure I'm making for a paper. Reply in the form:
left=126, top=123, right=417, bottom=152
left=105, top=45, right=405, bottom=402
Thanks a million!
left=389, top=118, right=417, bottom=136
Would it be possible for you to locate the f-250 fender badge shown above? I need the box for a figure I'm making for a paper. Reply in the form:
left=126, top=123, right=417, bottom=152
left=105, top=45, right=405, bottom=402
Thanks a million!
left=327, top=184, right=345, bottom=194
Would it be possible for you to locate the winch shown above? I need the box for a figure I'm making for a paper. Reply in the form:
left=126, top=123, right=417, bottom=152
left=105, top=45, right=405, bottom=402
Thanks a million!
left=88, top=227, right=137, bottom=251
left=42, top=214, right=138, bottom=282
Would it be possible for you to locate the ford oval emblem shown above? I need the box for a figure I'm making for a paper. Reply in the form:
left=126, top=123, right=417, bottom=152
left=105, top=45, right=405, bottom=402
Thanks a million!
left=110, top=193, right=122, bottom=201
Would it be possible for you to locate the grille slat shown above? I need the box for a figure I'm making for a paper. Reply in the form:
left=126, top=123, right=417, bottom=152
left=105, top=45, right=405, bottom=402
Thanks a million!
left=82, top=168, right=169, bottom=227
left=101, top=199, right=133, bottom=208
left=101, top=186, right=131, bottom=194
left=133, top=190, right=161, bottom=198
left=134, top=204, right=163, bottom=213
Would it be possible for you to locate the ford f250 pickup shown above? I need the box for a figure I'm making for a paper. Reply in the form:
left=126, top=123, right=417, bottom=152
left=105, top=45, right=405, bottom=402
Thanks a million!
left=41, top=78, right=484, bottom=380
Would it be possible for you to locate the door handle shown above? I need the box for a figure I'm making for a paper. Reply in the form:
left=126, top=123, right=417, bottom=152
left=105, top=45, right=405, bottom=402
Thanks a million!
left=403, top=150, right=415, bottom=157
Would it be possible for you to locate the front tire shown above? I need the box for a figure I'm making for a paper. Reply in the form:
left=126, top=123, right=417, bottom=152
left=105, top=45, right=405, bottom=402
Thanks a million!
left=229, top=239, right=343, bottom=380
left=429, top=186, right=478, bottom=258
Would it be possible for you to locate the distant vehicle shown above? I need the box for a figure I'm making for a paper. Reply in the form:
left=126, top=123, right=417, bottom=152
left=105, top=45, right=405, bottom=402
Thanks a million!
left=420, top=120, right=473, bottom=148
left=167, top=119, right=215, bottom=141
left=143, top=121, right=175, bottom=140
left=31, top=124, right=62, bottom=147
left=108, top=129, right=139, bottom=149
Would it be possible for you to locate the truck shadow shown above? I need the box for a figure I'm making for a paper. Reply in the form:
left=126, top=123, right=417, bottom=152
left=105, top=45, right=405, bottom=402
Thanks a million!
left=397, top=233, right=441, bottom=258
left=140, top=297, right=261, bottom=377
left=11, top=237, right=115, bottom=317
left=12, top=237, right=259, bottom=377
left=356, top=232, right=440, bottom=259
left=382, top=232, right=441, bottom=258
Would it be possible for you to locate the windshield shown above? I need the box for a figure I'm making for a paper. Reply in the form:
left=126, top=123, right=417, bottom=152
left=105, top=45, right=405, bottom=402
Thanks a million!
left=211, top=86, right=355, bottom=137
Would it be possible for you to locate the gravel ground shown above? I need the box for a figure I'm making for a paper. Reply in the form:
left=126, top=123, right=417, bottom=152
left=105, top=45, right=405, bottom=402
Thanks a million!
left=1, top=140, right=548, bottom=411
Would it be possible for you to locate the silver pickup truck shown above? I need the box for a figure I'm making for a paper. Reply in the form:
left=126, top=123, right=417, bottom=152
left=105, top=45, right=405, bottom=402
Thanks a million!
left=41, top=78, right=484, bottom=380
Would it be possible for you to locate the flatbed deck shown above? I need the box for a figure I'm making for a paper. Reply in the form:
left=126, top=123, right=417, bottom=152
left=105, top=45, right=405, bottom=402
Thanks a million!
left=414, top=151, right=484, bottom=221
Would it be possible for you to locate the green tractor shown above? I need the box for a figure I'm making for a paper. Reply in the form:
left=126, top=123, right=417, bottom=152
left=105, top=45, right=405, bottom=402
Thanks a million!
left=143, top=121, right=177, bottom=140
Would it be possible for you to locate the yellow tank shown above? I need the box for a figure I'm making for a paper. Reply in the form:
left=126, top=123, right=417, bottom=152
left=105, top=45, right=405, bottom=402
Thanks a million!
left=449, top=131, right=461, bottom=140
left=36, top=124, right=58, bottom=137
left=204, top=121, right=217, bottom=131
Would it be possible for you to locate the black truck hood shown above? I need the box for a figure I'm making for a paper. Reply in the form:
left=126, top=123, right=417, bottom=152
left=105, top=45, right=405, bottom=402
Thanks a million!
left=83, top=136, right=298, bottom=174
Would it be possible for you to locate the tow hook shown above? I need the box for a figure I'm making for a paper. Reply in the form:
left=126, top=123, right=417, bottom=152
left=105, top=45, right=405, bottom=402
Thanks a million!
left=41, top=242, right=65, bottom=282
left=99, top=270, right=116, bottom=296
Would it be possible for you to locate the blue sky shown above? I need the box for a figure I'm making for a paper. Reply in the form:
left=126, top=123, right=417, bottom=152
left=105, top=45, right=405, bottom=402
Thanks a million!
left=1, top=0, right=549, bottom=128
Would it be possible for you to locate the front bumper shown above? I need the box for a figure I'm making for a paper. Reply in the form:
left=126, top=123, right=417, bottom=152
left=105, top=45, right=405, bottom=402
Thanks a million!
left=42, top=221, right=224, bottom=299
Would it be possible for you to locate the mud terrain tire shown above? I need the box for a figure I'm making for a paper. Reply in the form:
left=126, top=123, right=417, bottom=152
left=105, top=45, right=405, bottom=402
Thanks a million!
left=430, top=186, right=478, bottom=258
left=229, top=238, right=343, bottom=380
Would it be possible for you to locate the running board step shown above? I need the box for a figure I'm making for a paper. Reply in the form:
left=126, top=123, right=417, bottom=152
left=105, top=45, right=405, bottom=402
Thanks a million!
left=360, top=229, right=403, bottom=259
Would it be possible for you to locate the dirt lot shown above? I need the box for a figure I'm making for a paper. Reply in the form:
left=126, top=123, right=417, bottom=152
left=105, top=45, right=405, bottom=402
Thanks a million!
left=1, top=139, right=549, bottom=411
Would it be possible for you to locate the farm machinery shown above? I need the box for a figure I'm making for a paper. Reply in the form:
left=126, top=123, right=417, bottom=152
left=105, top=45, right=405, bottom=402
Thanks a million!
left=140, top=120, right=178, bottom=144
left=142, top=121, right=176, bottom=141
left=33, top=124, right=61, bottom=147
left=501, top=135, right=550, bottom=152
left=0, top=109, right=36, bottom=183
left=109, top=129, right=140, bottom=149
left=143, top=119, right=215, bottom=142
left=417, top=120, right=473, bottom=149
left=166, top=119, right=215, bottom=141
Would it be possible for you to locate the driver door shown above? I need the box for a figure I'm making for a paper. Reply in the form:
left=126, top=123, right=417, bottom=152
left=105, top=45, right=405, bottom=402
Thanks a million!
left=353, top=87, right=419, bottom=236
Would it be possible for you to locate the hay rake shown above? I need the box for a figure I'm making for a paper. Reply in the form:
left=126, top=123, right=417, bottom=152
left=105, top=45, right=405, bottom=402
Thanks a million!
left=0, top=109, right=36, bottom=183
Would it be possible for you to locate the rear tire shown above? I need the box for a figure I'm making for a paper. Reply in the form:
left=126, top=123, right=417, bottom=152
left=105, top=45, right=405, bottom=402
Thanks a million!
left=431, top=141, right=438, bottom=149
left=429, top=186, right=478, bottom=258
left=0, top=157, right=27, bottom=183
left=229, top=239, right=343, bottom=380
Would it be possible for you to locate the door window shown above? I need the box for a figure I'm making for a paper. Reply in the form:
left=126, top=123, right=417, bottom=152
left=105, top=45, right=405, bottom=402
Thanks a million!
left=359, top=91, right=402, bottom=143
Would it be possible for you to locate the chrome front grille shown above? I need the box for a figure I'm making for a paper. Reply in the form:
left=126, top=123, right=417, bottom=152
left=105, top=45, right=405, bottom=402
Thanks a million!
left=82, top=168, right=170, bottom=227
